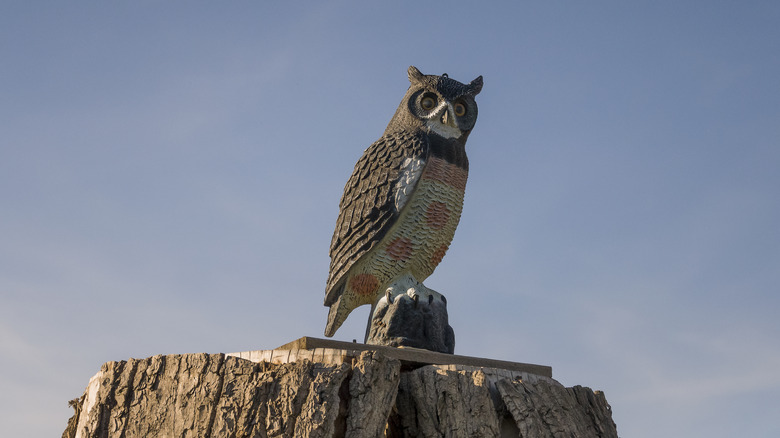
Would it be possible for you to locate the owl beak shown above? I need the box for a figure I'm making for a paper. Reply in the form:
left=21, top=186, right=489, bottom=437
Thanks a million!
left=441, top=107, right=458, bottom=128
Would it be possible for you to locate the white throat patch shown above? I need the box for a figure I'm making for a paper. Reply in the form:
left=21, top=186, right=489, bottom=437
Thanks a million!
left=425, top=120, right=462, bottom=139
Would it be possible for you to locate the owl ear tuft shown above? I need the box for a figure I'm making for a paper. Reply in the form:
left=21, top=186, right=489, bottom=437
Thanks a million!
left=468, top=76, right=483, bottom=96
left=408, top=66, right=425, bottom=84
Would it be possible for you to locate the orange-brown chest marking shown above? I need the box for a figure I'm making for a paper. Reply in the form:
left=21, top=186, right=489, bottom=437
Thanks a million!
left=355, top=156, right=468, bottom=289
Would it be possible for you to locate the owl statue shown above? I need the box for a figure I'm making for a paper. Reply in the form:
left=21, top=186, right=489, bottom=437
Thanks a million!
left=324, top=66, right=483, bottom=341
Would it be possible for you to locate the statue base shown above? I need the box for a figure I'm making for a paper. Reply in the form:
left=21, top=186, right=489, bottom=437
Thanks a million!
left=365, top=275, right=455, bottom=354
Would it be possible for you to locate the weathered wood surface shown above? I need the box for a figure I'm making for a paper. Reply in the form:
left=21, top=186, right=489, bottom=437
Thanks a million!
left=269, top=336, right=552, bottom=377
left=64, top=348, right=616, bottom=438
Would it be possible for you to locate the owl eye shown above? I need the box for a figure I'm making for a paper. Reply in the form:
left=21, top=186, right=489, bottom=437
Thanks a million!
left=421, top=95, right=437, bottom=111
left=454, top=102, right=467, bottom=117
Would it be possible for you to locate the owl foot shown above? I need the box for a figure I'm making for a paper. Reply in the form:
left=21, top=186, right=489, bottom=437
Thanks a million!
left=365, top=274, right=455, bottom=354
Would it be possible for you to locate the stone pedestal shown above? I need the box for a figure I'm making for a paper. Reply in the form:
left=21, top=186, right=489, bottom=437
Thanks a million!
left=365, top=275, right=455, bottom=354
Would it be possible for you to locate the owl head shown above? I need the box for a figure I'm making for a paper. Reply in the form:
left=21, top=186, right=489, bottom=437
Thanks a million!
left=386, top=66, right=483, bottom=140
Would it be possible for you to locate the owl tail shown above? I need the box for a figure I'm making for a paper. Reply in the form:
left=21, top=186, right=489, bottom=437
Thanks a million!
left=324, top=277, right=379, bottom=337
left=324, top=295, right=347, bottom=337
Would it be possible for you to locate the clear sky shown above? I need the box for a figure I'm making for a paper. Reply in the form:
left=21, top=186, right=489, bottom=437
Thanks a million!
left=2, top=2, right=779, bottom=436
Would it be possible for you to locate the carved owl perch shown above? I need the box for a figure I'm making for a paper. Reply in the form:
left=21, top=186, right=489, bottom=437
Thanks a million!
left=324, top=66, right=482, bottom=350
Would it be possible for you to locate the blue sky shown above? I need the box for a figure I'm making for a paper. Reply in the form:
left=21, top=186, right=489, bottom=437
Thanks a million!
left=2, top=1, right=779, bottom=436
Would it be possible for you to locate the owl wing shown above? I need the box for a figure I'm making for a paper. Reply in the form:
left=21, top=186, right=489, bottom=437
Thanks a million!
left=325, top=130, right=427, bottom=306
